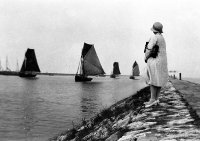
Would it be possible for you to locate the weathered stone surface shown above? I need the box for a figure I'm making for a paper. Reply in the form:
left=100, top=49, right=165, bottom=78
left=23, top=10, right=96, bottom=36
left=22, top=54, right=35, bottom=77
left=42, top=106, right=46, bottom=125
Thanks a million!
left=151, top=111, right=165, bottom=117
left=49, top=81, right=200, bottom=141
left=90, top=126, right=109, bottom=139
left=124, top=130, right=143, bottom=136
left=127, top=121, right=145, bottom=130
left=117, top=134, right=135, bottom=141
left=105, top=131, right=122, bottom=141
left=160, top=139, right=177, bottom=141
left=57, top=135, right=67, bottom=141
left=137, top=134, right=158, bottom=141
left=131, top=113, right=147, bottom=122
left=112, top=116, right=131, bottom=129
left=167, top=118, right=194, bottom=125
left=171, top=79, right=200, bottom=118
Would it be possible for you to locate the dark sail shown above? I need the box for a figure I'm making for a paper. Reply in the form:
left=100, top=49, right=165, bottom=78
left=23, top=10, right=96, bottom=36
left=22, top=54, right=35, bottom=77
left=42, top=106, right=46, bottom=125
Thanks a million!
left=113, top=62, right=120, bottom=75
left=82, top=43, right=92, bottom=58
left=133, top=61, right=138, bottom=68
left=75, top=42, right=105, bottom=82
left=132, top=61, right=140, bottom=76
left=20, top=48, right=40, bottom=72
left=81, top=43, right=105, bottom=76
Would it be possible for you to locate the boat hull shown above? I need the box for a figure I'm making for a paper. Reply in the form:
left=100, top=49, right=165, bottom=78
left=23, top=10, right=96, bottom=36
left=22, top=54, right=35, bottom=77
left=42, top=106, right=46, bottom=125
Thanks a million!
left=110, top=74, right=116, bottom=78
left=19, top=72, right=37, bottom=77
left=111, top=74, right=121, bottom=78
left=129, top=76, right=135, bottom=79
left=75, top=75, right=92, bottom=82
left=0, top=71, right=19, bottom=76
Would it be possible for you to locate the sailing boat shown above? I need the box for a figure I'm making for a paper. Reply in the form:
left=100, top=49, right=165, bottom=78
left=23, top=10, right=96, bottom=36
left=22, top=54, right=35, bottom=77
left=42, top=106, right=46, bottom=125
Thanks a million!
left=129, top=61, right=140, bottom=79
left=75, top=43, right=105, bottom=82
left=0, top=57, right=19, bottom=76
left=110, top=62, right=121, bottom=78
left=19, top=48, right=40, bottom=77
left=5, top=56, right=11, bottom=71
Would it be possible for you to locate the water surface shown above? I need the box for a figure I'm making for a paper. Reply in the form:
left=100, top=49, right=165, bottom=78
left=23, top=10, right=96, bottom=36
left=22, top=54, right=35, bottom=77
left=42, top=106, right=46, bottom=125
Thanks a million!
left=183, top=77, right=200, bottom=84
left=0, top=75, right=146, bottom=141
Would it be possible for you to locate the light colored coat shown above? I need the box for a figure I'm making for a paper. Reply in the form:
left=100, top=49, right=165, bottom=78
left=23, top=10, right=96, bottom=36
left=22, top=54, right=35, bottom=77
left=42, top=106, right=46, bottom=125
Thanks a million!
left=145, top=33, right=168, bottom=87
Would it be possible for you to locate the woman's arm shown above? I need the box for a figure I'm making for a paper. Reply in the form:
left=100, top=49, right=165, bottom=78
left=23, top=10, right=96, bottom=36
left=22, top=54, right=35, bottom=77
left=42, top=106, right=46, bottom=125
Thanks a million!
left=145, top=35, right=157, bottom=62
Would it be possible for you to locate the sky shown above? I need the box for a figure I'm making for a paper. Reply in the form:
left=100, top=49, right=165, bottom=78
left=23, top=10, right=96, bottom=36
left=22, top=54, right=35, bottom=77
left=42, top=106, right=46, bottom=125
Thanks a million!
left=0, top=0, right=200, bottom=78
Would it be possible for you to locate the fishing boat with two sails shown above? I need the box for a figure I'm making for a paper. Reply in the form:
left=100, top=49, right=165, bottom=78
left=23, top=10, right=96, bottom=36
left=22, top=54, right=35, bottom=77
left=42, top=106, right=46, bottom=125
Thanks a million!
left=110, top=62, right=121, bottom=78
left=0, top=57, right=19, bottom=76
left=0, top=56, right=12, bottom=72
left=75, top=43, right=105, bottom=82
left=19, top=48, right=41, bottom=77
left=129, top=61, right=140, bottom=79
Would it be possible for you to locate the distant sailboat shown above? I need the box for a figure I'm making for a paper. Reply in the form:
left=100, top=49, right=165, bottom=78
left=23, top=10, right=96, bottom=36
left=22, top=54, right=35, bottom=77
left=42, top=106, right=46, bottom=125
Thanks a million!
left=75, top=43, right=105, bottom=82
left=19, top=48, right=40, bottom=77
left=110, top=62, right=121, bottom=78
left=129, top=61, right=140, bottom=79
left=0, top=57, right=19, bottom=76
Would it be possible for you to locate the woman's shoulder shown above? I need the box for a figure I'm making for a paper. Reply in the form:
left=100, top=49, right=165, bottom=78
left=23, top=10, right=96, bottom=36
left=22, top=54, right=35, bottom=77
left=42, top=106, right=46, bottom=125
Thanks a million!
left=149, top=34, right=158, bottom=42
left=155, top=33, right=164, bottom=39
left=152, top=34, right=165, bottom=43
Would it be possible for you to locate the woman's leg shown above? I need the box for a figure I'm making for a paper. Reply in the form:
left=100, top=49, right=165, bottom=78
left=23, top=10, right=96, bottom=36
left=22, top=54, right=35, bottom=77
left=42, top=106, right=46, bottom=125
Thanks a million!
left=155, top=86, right=161, bottom=100
left=150, top=85, right=157, bottom=102
left=145, top=85, right=157, bottom=107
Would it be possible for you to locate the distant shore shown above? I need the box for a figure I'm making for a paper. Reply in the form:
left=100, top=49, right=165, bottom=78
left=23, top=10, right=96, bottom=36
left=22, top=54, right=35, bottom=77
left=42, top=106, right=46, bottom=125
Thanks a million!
left=0, top=71, right=19, bottom=76
left=49, top=79, right=200, bottom=141
left=0, top=71, right=129, bottom=77
left=0, top=71, right=75, bottom=76
left=38, top=72, right=75, bottom=76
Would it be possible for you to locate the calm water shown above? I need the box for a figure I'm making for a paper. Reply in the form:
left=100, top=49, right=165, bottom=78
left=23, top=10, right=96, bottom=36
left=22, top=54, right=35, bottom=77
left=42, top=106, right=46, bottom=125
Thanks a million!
left=0, top=75, right=146, bottom=141
left=183, top=77, right=200, bottom=84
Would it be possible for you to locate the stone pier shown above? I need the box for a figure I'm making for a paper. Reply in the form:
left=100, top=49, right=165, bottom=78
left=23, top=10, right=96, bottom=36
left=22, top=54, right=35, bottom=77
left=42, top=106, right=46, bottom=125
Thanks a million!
left=49, top=80, right=200, bottom=141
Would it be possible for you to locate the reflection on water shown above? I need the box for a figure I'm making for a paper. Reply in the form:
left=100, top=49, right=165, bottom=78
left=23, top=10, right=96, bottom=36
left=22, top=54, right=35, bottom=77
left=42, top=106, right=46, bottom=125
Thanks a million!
left=0, top=75, right=146, bottom=141
left=80, top=82, right=103, bottom=119
left=21, top=78, right=39, bottom=139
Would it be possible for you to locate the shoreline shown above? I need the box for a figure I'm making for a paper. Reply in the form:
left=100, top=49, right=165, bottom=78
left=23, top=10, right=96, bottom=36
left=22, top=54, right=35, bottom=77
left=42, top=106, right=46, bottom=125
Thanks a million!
left=49, top=79, right=200, bottom=141
left=171, top=78, right=200, bottom=121
left=49, top=86, right=151, bottom=141
left=0, top=71, right=130, bottom=77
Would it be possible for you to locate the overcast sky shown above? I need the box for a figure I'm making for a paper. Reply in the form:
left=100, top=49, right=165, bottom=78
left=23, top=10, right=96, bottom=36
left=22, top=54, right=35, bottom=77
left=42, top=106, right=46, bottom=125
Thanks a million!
left=0, top=0, right=200, bottom=78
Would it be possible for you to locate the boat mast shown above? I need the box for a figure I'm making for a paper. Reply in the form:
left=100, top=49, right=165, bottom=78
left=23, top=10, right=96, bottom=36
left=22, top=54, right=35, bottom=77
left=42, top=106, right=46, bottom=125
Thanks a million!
left=16, top=59, right=19, bottom=72
left=76, top=57, right=82, bottom=75
left=81, top=57, right=84, bottom=76
left=132, top=65, right=134, bottom=76
left=24, top=56, right=27, bottom=70
left=6, top=56, right=11, bottom=71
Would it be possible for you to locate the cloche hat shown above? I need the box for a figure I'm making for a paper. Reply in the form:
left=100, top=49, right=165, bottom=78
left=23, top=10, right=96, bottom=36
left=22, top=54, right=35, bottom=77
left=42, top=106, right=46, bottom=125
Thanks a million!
left=151, top=22, right=163, bottom=33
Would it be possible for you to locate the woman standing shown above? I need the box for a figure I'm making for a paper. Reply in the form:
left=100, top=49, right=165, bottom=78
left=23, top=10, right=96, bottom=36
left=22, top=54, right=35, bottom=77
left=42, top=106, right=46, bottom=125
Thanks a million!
left=144, top=22, right=168, bottom=107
